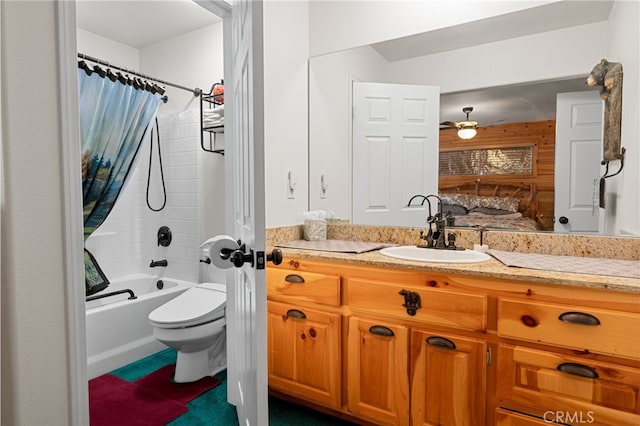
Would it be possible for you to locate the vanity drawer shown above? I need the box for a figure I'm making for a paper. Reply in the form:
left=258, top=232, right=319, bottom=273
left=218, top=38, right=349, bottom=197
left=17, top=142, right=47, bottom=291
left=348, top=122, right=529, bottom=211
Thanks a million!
left=497, top=344, right=640, bottom=425
left=498, top=298, right=640, bottom=360
left=495, top=409, right=548, bottom=426
left=267, top=268, right=340, bottom=306
left=347, top=278, right=486, bottom=331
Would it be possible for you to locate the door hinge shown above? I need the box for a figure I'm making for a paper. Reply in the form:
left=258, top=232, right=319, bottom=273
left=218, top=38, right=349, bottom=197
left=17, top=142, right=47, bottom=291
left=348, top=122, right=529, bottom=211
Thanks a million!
left=486, top=348, right=492, bottom=365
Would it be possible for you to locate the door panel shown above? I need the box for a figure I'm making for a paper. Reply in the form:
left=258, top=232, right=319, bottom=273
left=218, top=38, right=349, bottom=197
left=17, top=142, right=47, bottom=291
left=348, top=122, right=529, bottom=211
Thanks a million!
left=353, top=82, right=440, bottom=226
left=555, top=91, right=603, bottom=233
left=227, top=0, right=267, bottom=424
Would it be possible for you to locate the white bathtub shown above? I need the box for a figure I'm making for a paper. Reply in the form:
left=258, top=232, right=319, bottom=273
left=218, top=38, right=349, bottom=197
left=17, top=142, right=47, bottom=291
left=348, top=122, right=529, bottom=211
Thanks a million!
left=86, top=274, right=192, bottom=379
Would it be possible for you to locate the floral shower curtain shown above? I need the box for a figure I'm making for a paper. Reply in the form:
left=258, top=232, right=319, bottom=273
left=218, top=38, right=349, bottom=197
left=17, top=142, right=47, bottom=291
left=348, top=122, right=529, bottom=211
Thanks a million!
left=78, top=64, right=162, bottom=295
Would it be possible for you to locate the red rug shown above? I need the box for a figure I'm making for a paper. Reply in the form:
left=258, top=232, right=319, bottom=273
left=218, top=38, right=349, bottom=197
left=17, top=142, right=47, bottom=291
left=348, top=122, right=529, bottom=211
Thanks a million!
left=134, top=364, right=221, bottom=404
left=89, top=374, right=186, bottom=426
left=89, top=364, right=221, bottom=425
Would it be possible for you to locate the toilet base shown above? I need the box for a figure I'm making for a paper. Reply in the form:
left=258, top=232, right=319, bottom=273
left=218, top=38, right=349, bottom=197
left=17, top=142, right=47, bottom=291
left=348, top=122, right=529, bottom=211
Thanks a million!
left=174, top=349, right=211, bottom=383
left=171, top=325, right=227, bottom=383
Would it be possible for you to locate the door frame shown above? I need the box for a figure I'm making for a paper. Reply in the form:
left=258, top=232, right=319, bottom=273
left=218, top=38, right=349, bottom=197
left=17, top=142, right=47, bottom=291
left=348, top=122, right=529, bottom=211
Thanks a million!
left=56, top=1, right=233, bottom=423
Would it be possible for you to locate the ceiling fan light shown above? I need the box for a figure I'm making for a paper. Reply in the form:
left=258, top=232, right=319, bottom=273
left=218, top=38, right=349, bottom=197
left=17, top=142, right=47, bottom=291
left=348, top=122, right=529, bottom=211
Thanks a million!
left=457, top=127, right=477, bottom=139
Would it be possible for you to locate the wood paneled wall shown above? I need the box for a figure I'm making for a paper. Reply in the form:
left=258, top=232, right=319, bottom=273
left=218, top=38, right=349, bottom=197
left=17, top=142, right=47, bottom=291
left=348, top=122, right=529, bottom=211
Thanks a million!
left=439, top=120, right=556, bottom=231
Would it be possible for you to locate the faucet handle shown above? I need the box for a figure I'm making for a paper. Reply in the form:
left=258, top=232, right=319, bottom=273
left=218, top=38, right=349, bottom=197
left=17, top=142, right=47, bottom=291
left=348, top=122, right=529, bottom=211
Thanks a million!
left=447, top=232, right=457, bottom=249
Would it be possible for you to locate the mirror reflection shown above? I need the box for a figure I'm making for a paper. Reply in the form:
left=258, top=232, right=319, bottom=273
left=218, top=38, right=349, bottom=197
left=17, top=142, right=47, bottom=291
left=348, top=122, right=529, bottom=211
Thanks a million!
left=308, top=16, right=634, bottom=236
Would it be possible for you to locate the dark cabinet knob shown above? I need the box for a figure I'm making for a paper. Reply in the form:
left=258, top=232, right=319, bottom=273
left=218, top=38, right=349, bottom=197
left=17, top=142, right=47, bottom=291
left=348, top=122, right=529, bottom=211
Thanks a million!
left=559, top=216, right=569, bottom=224
left=267, top=249, right=283, bottom=265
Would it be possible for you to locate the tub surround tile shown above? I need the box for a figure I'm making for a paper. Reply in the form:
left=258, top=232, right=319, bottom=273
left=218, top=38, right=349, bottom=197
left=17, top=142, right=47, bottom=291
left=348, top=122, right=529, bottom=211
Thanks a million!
left=266, top=224, right=640, bottom=293
left=87, top=110, right=202, bottom=283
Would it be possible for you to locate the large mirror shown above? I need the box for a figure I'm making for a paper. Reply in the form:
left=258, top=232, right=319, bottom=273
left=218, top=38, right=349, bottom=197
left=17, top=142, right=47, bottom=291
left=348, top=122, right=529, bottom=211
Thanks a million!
left=308, top=3, right=637, bottom=236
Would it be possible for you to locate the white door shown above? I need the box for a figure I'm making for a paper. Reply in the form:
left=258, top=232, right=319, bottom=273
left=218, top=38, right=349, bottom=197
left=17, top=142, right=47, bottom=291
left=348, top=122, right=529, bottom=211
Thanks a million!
left=555, top=91, right=603, bottom=233
left=352, top=82, right=440, bottom=226
left=225, top=0, right=268, bottom=424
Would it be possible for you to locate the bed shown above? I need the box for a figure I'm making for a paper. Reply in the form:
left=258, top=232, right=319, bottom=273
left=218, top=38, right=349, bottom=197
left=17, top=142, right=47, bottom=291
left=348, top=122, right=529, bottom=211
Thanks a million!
left=439, top=180, right=541, bottom=231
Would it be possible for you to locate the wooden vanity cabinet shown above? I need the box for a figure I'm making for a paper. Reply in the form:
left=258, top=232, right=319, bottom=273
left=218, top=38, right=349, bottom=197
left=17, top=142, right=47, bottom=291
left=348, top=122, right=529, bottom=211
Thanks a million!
left=267, top=257, right=640, bottom=426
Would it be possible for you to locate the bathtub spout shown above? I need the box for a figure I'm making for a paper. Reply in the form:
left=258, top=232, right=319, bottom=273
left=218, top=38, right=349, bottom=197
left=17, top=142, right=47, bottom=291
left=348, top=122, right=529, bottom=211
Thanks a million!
left=150, top=259, right=168, bottom=267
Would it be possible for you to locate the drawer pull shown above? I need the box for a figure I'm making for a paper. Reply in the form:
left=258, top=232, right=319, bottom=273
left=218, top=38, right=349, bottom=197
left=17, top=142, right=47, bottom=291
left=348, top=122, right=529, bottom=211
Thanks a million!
left=286, top=309, right=306, bottom=320
left=426, top=336, right=457, bottom=350
left=369, top=325, right=395, bottom=337
left=558, top=311, right=601, bottom=326
left=284, top=274, right=305, bottom=284
left=557, top=362, right=599, bottom=379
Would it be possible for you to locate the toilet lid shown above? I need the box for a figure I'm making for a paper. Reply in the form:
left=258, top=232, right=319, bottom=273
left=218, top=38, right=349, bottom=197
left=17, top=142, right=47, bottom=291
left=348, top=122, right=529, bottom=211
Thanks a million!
left=149, top=282, right=226, bottom=328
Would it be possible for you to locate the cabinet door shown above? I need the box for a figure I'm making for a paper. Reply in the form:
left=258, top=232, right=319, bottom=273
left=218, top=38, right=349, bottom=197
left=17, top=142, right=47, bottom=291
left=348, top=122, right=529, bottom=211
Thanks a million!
left=347, top=316, right=409, bottom=425
left=267, top=301, right=341, bottom=409
left=411, top=329, right=487, bottom=426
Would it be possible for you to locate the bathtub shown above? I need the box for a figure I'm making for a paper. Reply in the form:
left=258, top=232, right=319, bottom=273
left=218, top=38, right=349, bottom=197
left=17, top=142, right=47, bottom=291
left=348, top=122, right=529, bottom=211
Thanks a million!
left=86, top=274, right=193, bottom=379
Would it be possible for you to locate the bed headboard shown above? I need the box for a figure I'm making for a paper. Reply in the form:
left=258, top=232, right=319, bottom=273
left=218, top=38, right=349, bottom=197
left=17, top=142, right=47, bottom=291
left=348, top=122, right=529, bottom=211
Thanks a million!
left=439, top=179, right=538, bottom=221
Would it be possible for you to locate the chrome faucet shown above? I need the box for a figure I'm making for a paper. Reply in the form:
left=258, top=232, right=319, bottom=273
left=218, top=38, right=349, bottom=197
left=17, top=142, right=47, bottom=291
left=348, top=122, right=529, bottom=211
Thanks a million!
left=150, top=259, right=168, bottom=267
left=408, top=194, right=459, bottom=250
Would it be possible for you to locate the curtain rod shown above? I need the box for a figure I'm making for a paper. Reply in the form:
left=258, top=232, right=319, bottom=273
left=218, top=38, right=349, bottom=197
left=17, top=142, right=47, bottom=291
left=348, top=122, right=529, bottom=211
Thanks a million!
left=77, top=53, right=202, bottom=97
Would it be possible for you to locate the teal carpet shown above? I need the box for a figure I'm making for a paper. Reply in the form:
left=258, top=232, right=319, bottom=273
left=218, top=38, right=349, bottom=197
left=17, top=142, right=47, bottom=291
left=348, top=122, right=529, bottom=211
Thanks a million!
left=107, top=348, right=357, bottom=425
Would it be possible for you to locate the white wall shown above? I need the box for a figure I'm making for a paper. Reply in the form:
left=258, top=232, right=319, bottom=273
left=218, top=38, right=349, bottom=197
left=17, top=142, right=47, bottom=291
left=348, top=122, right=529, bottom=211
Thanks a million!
left=77, top=27, right=139, bottom=69
left=308, top=0, right=558, bottom=57
left=263, top=0, right=309, bottom=227
left=1, top=2, right=71, bottom=424
left=607, top=0, right=640, bottom=236
left=308, top=45, right=389, bottom=218
left=140, top=23, right=224, bottom=116
left=388, top=22, right=607, bottom=93
left=140, top=22, right=226, bottom=277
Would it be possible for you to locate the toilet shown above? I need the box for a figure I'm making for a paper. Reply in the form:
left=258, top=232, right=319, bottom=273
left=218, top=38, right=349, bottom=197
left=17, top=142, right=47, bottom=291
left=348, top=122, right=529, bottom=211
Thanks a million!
left=148, top=282, right=227, bottom=383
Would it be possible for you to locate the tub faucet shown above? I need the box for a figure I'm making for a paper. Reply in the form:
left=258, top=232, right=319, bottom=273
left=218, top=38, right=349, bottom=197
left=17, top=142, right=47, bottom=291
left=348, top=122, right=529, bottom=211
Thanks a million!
left=150, top=259, right=168, bottom=267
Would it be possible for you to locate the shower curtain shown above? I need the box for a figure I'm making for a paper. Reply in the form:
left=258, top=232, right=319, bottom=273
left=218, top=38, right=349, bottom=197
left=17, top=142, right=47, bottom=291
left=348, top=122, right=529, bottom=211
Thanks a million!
left=78, top=64, right=163, bottom=295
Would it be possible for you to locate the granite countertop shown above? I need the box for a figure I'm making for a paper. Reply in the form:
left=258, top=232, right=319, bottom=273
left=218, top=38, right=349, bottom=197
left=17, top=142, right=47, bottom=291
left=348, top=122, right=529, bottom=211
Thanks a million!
left=273, top=246, right=640, bottom=294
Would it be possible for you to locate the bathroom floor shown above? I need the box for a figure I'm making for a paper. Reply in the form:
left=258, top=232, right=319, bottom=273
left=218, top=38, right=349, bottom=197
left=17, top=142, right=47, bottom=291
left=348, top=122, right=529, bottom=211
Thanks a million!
left=100, top=348, right=357, bottom=425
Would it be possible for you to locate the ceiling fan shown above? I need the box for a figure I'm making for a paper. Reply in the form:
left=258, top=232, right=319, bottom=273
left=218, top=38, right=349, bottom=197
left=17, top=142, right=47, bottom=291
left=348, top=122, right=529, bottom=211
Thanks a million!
left=440, top=106, right=478, bottom=139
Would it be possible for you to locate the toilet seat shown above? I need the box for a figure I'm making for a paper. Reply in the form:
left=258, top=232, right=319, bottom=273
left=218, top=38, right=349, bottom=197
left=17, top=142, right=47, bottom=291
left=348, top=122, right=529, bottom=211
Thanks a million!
left=149, top=282, right=226, bottom=329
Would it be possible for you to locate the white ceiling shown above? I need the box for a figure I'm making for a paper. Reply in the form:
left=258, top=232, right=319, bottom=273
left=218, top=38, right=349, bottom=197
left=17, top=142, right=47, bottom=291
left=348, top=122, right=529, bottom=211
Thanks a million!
left=439, top=77, right=598, bottom=127
left=76, top=0, right=220, bottom=49
left=76, top=0, right=609, bottom=127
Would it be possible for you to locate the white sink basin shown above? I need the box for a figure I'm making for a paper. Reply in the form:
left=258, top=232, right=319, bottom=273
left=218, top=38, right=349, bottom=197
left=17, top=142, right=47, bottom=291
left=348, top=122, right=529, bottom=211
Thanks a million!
left=379, top=246, right=491, bottom=263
